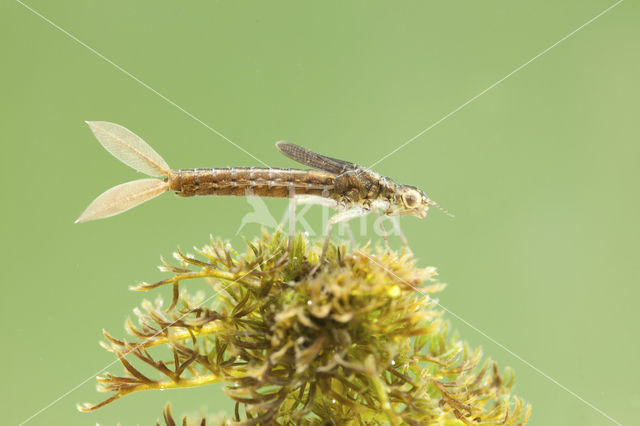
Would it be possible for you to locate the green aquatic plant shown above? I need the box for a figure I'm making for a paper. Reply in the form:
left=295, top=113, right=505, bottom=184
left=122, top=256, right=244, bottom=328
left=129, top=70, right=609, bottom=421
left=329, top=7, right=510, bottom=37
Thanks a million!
left=79, top=231, right=531, bottom=425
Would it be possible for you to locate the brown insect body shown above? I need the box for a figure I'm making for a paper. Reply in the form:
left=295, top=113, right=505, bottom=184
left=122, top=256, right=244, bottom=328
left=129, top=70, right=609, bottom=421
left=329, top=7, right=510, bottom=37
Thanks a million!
left=168, top=167, right=398, bottom=208
left=168, top=167, right=336, bottom=198
left=76, top=122, right=443, bottom=223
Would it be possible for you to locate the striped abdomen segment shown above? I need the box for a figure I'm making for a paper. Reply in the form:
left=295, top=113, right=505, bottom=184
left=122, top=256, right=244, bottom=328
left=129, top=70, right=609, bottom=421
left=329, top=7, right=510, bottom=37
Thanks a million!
left=168, top=168, right=336, bottom=198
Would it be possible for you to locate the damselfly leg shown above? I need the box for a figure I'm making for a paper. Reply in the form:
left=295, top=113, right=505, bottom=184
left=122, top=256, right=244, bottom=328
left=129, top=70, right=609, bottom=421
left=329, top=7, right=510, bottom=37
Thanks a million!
left=342, top=221, right=357, bottom=249
left=311, top=207, right=370, bottom=274
left=391, top=216, right=412, bottom=255
left=373, top=208, right=391, bottom=253
left=287, top=193, right=338, bottom=253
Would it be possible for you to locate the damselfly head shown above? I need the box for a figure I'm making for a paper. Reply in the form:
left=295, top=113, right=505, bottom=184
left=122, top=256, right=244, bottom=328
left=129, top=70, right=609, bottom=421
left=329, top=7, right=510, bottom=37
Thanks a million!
left=391, top=185, right=431, bottom=219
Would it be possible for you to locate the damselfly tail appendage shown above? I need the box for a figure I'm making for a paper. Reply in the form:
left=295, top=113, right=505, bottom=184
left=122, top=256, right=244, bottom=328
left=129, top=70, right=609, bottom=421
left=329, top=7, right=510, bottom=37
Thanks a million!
left=75, top=121, right=171, bottom=223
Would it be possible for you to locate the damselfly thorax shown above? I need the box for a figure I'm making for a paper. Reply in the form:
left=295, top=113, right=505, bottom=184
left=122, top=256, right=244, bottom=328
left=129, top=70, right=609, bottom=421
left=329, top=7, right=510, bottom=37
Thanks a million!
left=76, top=122, right=450, bottom=261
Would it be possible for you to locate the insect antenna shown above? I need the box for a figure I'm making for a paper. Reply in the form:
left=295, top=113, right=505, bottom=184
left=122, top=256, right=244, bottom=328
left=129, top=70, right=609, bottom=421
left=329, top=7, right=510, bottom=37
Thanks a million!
left=428, top=199, right=455, bottom=218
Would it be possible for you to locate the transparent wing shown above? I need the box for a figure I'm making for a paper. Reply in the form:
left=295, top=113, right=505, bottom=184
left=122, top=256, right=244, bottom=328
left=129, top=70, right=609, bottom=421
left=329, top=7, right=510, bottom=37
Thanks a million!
left=276, top=141, right=355, bottom=175
left=86, top=121, right=170, bottom=177
left=75, top=178, right=168, bottom=223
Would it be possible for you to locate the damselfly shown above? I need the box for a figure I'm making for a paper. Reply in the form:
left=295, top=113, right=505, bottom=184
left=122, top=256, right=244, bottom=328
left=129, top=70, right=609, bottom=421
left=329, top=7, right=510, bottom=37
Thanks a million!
left=76, top=122, right=450, bottom=261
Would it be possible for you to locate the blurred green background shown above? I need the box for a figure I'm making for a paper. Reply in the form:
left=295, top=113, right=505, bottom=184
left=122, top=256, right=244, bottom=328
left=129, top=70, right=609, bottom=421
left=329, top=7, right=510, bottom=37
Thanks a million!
left=2, top=1, right=638, bottom=424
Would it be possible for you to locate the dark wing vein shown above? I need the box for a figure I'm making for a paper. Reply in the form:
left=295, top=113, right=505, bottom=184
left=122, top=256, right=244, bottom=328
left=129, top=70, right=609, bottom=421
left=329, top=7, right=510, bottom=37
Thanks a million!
left=275, top=141, right=356, bottom=174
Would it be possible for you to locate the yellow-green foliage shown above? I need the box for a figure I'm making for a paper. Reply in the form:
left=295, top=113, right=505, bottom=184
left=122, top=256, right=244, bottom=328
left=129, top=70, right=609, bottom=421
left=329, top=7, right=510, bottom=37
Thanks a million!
left=79, top=231, right=531, bottom=425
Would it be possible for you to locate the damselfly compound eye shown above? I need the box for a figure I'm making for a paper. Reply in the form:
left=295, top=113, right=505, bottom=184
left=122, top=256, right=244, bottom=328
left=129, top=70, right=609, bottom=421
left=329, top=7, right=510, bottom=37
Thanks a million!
left=402, top=189, right=421, bottom=208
